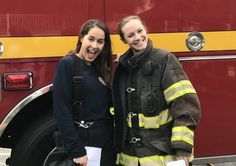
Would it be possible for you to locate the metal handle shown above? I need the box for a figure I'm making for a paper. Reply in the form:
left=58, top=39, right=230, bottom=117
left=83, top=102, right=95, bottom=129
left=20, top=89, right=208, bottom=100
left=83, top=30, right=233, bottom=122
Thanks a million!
left=0, top=42, right=3, bottom=55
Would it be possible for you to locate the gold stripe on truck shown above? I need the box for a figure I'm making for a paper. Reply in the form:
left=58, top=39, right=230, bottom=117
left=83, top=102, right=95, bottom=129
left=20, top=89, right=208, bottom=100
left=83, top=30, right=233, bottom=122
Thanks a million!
left=0, top=31, right=236, bottom=59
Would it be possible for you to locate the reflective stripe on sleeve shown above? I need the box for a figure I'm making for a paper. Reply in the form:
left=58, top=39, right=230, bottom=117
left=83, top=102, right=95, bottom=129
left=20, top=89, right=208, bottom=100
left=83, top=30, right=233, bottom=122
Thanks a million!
left=171, top=126, right=194, bottom=146
left=164, top=80, right=196, bottom=104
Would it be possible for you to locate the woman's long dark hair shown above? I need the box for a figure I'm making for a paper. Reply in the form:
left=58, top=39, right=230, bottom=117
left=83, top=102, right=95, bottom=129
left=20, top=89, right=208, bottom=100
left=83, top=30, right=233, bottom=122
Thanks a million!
left=73, top=19, right=113, bottom=86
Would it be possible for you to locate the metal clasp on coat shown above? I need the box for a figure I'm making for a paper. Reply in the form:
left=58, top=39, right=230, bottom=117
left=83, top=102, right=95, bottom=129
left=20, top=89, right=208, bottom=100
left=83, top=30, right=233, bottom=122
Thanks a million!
left=127, top=112, right=138, bottom=128
left=74, top=121, right=94, bottom=128
left=127, top=87, right=135, bottom=93
left=73, top=101, right=83, bottom=106
left=129, top=137, right=141, bottom=144
left=128, top=112, right=137, bottom=118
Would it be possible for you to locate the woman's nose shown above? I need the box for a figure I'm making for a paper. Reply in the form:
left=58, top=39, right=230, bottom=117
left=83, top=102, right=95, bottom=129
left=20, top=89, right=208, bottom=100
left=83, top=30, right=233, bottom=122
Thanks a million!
left=134, top=33, right=141, bottom=40
left=91, top=41, right=98, bottom=48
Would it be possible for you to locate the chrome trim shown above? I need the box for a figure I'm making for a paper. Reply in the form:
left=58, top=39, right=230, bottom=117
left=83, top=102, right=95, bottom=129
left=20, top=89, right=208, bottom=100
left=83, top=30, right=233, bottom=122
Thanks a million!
left=193, top=155, right=236, bottom=164
left=0, top=42, right=3, bottom=55
left=0, top=84, right=53, bottom=137
left=186, top=31, right=205, bottom=52
left=179, top=55, right=236, bottom=61
left=43, top=146, right=57, bottom=166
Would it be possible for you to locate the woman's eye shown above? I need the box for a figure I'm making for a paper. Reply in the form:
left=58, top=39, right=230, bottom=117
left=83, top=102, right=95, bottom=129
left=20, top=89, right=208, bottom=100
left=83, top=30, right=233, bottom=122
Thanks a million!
left=138, top=29, right=143, bottom=33
left=127, top=34, right=134, bottom=38
left=88, top=38, right=94, bottom=42
left=97, top=40, right=104, bottom=44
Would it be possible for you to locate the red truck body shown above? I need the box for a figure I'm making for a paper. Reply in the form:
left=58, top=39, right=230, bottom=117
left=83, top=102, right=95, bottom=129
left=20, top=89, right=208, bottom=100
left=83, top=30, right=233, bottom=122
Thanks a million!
left=1, top=0, right=236, bottom=165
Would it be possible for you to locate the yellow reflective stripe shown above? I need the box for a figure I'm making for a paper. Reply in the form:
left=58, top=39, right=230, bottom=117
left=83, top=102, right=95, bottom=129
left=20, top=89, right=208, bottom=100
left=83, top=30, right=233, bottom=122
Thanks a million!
left=189, top=154, right=194, bottom=162
left=127, top=113, right=132, bottom=128
left=139, top=109, right=172, bottom=129
left=115, top=153, right=120, bottom=165
left=127, top=119, right=132, bottom=128
left=109, top=107, right=114, bottom=115
left=117, top=153, right=194, bottom=166
left=164, top=80, right=196, bottom=103
left=140, top=155, right=174, bottom=166
left=117, top=153, right=139, bottom=166
left=171, top=126, right=194, bottom=146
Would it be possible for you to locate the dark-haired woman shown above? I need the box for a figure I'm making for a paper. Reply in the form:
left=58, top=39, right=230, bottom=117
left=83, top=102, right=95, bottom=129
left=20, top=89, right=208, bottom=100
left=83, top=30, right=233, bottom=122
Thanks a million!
left=53, top=19, right=115, bottom=166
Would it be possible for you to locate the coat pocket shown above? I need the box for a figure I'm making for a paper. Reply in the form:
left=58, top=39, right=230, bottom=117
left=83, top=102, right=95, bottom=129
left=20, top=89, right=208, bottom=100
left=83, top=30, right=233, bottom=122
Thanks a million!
left=140, top=89, right=159, bottom=115
left=149, top=137, right=174, bottom=155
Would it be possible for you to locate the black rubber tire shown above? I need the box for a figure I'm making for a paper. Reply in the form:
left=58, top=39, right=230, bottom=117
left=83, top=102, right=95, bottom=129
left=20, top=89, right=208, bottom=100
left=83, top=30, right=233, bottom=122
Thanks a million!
left=9, top=114, right=57, bottom=166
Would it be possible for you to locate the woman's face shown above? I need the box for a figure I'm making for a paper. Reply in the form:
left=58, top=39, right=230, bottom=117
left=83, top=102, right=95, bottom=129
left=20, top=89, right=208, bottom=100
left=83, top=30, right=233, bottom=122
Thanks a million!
left=79, top=26, right=105, bottom=62
left=121, top=19, right=148, bottom=52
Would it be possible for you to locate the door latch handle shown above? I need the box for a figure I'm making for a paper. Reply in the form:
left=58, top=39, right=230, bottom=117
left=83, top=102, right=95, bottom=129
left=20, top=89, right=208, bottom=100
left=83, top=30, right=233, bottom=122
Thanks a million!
left=0, top=42, right=3, bottom=55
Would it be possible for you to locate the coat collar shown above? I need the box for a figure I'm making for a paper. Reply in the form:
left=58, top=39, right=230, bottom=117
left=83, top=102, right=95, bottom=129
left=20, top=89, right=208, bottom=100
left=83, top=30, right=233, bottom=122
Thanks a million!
left=120, top=40, right=153, bottom=69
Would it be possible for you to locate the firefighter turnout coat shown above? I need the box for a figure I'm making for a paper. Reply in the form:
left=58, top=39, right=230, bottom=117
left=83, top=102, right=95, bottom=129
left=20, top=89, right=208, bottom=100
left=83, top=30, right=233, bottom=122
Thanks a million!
left=112, top=40, right=201, bottom=166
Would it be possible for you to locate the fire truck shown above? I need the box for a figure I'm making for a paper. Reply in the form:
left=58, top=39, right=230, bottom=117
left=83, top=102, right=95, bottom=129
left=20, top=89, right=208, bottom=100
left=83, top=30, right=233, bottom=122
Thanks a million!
left=0, top=0, right=236, bottom=165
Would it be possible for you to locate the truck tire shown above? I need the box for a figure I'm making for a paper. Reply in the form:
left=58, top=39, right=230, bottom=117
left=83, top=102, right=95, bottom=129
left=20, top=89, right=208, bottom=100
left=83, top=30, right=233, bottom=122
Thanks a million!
left=9, top=114, right=57, bottom=166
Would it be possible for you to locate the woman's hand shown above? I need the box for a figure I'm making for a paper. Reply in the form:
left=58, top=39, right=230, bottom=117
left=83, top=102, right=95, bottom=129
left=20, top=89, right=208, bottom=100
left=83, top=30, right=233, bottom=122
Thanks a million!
left=176, top=156, right=189, bottom=166
left=176, top=150, right=190, bottom=166
left=73, top=155, right=88, bottom=166
left=113, top=53, right=122, bottom=63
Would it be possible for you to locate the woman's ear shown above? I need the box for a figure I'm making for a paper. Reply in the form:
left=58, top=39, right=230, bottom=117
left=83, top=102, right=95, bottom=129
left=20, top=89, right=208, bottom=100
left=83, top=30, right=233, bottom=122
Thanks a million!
left=80, top=37, right=84, bottom=43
